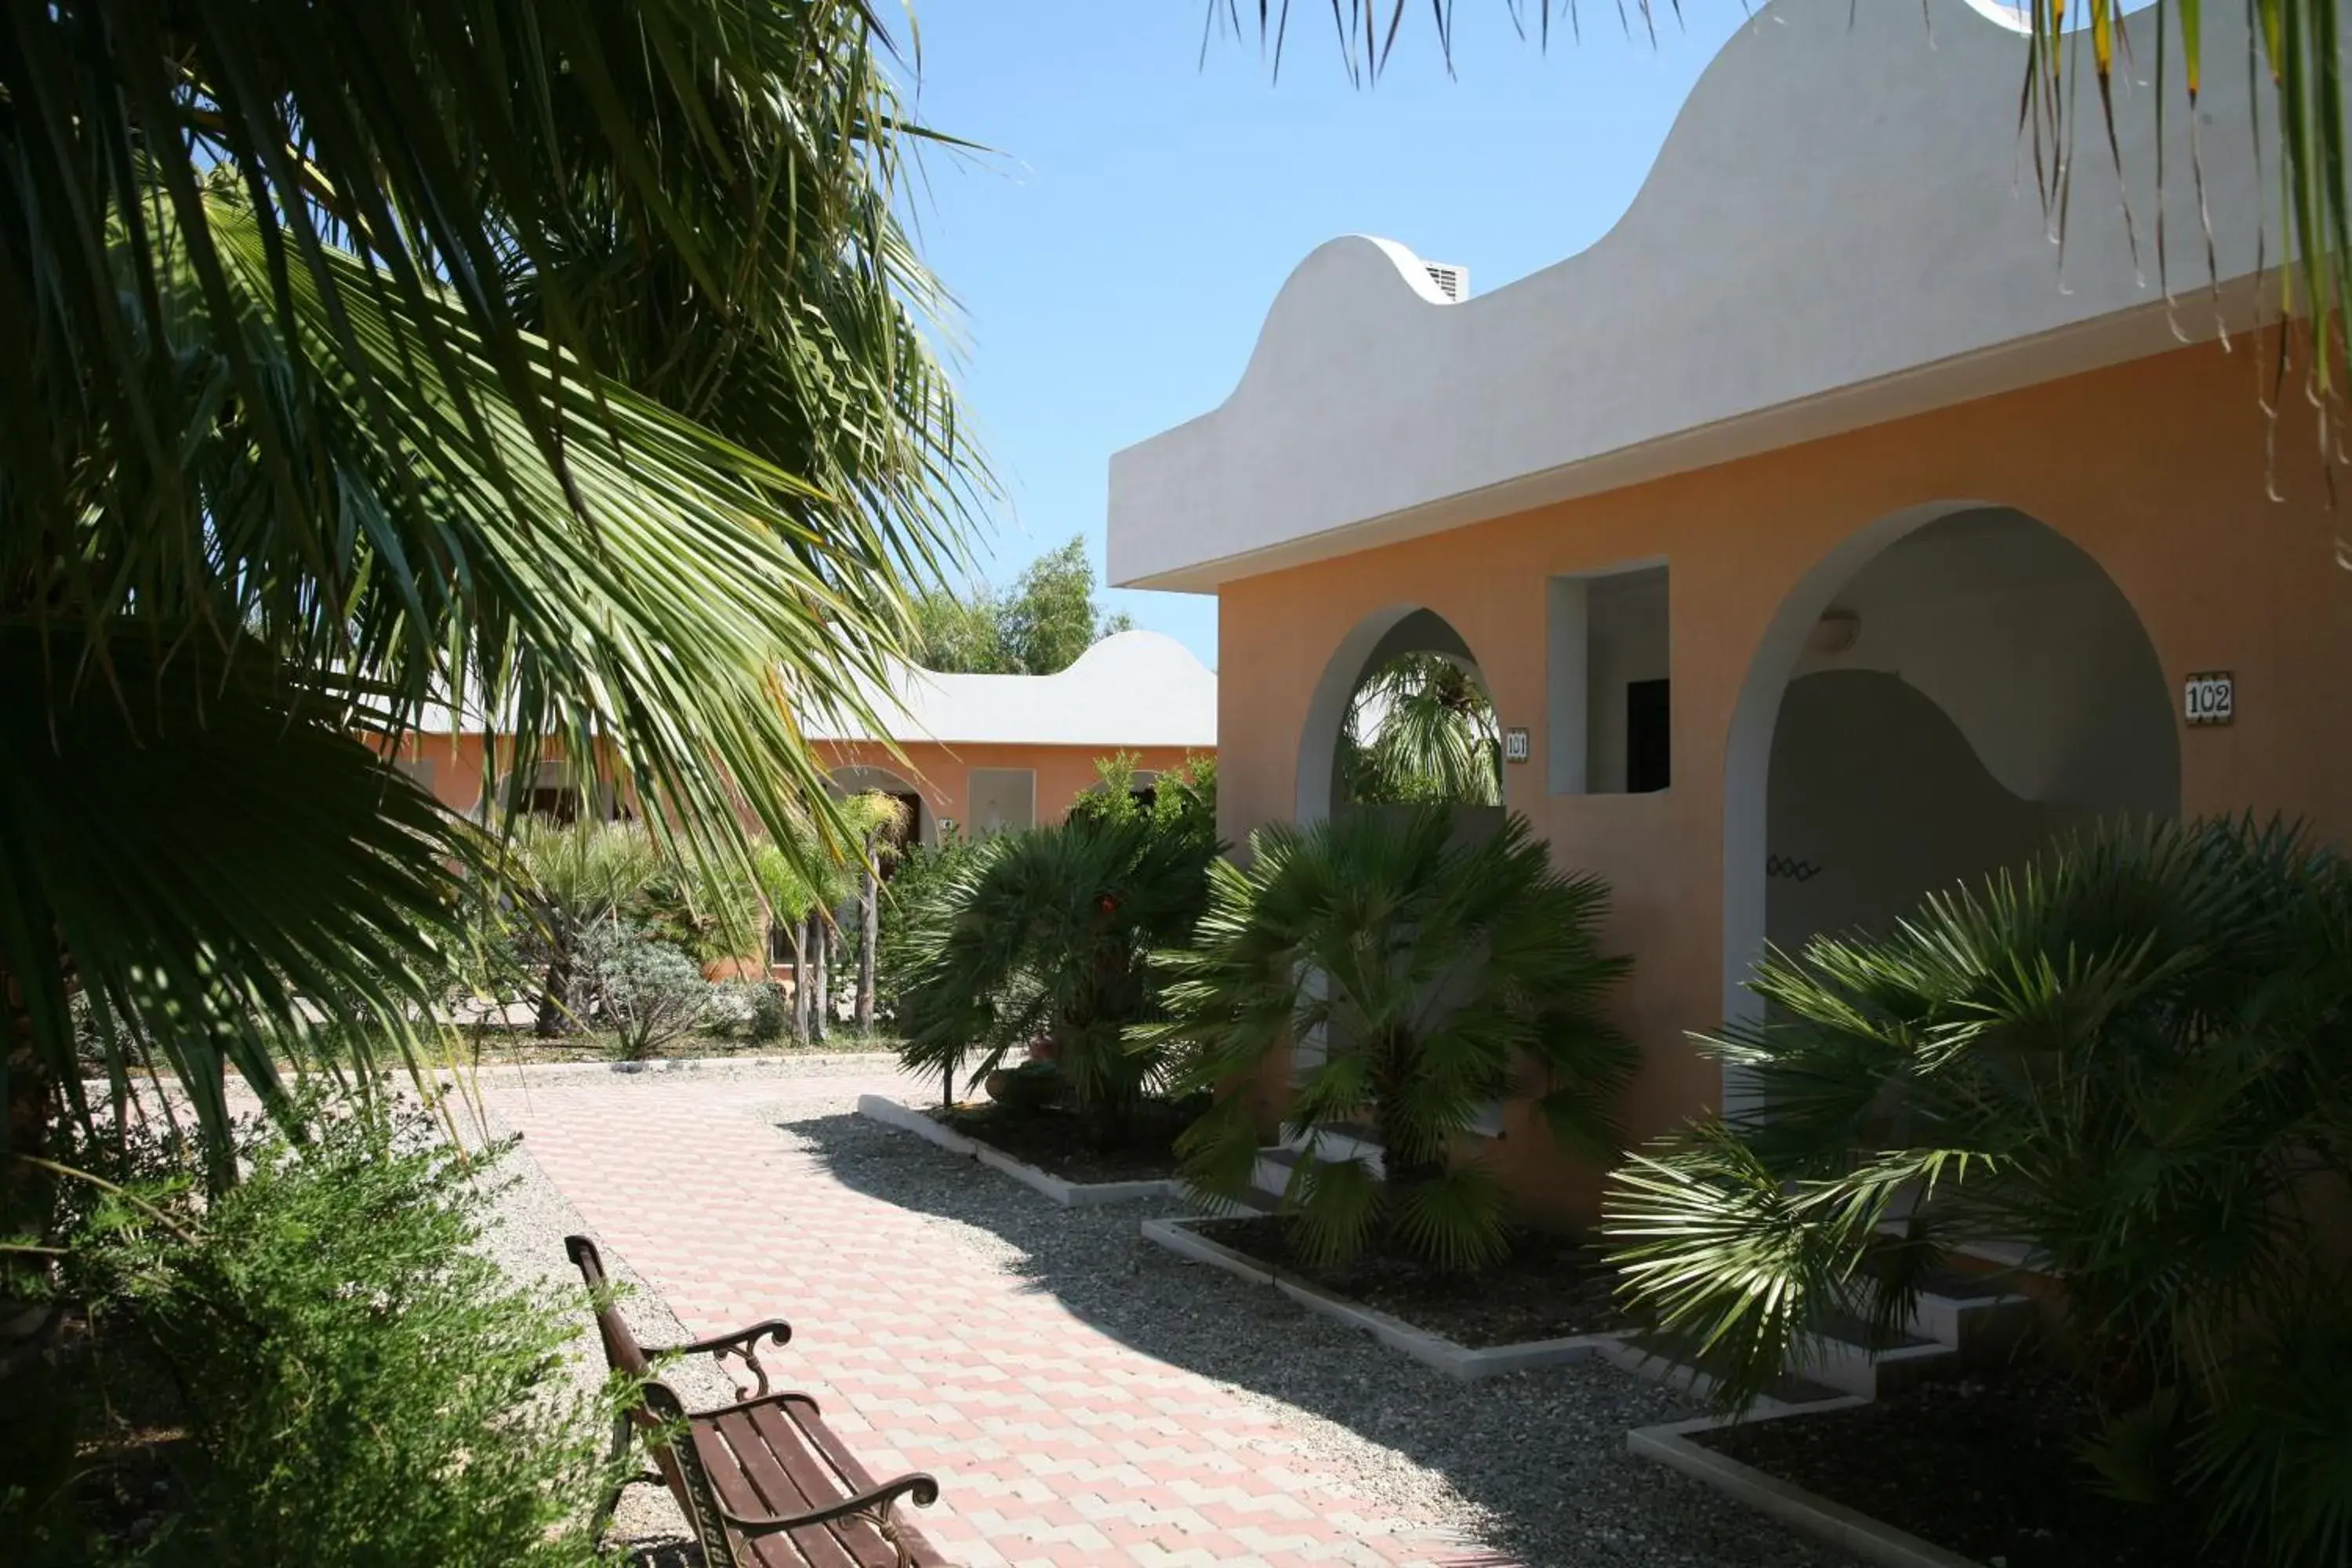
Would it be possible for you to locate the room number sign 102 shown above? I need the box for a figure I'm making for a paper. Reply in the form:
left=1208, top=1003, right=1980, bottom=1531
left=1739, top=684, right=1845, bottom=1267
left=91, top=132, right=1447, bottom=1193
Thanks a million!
left=2184, top=672, right=2234, bottom=727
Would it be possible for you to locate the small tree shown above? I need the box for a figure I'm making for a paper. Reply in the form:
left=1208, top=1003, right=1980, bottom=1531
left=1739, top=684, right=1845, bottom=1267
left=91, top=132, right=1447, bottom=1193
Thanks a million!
left=510, top=818, right=662, bottom=1036
left=1151, top=807, right=1632, bottom=1272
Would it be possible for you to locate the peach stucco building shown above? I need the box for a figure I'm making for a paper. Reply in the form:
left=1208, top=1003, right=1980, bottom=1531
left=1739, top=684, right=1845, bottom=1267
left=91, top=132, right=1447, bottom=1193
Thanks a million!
left=804, top=630, right=1218, bottom=844
left=386, top=630, right=1217, bottom=838
left=1109, top=0, right=2351, bottom=1222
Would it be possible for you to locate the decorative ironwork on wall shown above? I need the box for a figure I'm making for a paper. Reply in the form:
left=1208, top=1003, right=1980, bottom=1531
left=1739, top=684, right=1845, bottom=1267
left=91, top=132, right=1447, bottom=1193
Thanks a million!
left=1765, top=854, right=1823, bottom=883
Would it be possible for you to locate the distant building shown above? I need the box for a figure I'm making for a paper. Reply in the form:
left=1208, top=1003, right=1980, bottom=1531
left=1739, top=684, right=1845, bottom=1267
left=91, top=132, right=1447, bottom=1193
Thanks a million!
left=384, top=628, right=1217, bottom=844
left=804, top=630, right=1218, bottom=846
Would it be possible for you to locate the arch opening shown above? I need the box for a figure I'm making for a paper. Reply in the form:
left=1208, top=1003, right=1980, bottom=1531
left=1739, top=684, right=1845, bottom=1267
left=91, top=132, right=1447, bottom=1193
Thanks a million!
left=1295, top=605, right=1504, bottom=826
left=826, top=764, right=928, bottom=857
left=1725, top=504, right=2180, bottom=1104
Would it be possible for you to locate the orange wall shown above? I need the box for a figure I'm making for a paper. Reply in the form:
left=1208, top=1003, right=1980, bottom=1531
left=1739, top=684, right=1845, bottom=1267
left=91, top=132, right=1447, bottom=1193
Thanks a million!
left=1216, top=333, right=2352, bottom=1224
left=815, top=741, right=1207, bottom=837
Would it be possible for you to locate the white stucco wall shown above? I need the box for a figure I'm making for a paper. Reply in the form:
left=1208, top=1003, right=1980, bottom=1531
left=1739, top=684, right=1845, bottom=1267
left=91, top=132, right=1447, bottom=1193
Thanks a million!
left=1789, top=508, right=2178, bottom=815
left=1766, top=670, right=2061, bottom=949
left=1109, top=0, right=2304, bottom=591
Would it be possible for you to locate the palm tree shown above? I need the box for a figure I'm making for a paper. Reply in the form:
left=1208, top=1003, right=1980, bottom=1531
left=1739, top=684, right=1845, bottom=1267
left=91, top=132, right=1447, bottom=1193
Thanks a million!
left=750, top=792, right=903, bottom=1039
left=1339, top=653, right=1502, bottom=807
left=1225, top=2, right=2352, bottom=460
left=0, top=4, right=976, bottom=1205
left=511, top=819, right=664, bottom=1036
left=1600, top=817, right=2352, bottom=1564
left=1150, top=808, right=1634, bottom=1272
left=896, top=811, right=1221, bottom=1138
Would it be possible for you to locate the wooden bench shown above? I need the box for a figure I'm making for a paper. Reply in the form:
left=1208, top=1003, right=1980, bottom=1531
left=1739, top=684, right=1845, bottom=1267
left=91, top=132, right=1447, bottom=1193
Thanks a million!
left=566, top=1235, right=946, bottom=1567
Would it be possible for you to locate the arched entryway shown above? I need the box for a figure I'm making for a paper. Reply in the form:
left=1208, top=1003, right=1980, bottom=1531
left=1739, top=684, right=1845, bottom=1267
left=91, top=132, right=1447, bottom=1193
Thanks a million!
left=826, top=764, right=928, bottom=854
left=1723, top=504, right=2179, bottom=1100
left=1294, top=605, right=1503, bottom=825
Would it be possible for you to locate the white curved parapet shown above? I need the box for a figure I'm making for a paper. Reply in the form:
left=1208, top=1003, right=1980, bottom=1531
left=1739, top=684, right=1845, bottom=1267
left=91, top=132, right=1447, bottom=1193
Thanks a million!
left=804, top=629, right=1218, bottom=750
left=1108, top=0, right=2295, bottom=592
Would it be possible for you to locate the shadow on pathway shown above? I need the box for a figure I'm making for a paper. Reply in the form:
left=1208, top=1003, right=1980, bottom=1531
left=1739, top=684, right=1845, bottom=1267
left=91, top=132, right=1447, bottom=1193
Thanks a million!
left=781, top=1107, right=1845, bottom=1568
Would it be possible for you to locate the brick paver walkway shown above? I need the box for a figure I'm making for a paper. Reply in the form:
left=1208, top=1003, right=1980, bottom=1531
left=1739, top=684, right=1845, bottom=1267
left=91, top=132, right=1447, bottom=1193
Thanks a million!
left=488, top=1065, right=1507, bottom=1568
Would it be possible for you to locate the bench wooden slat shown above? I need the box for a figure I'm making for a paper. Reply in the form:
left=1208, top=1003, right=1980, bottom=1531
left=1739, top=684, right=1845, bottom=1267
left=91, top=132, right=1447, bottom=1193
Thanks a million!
left=742, top=1403, right=910, bottom=1568
left=710, top=1408, right=862, bottom=1568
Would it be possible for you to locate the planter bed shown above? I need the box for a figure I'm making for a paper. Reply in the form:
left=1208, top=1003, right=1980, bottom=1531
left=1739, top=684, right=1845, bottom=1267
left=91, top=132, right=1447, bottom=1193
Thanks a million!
left=1681, top=1370, right=2211, bottom=1568
left=854, top=1095, right=1179, bottom=1206
left=1142, top=1213, right=1629, bottom=1380
left=933, top=1101, right=1185, bottom=1185
left=1195, top=1214, right=1625, bottom=1347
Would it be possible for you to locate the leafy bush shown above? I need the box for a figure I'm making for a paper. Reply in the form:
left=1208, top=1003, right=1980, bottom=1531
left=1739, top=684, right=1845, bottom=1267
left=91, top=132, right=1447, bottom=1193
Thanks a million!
left=744, top=979, right=790, bottom=1044
left=1149, top=806, right=1633, bottom=1272
left=896, top=802, right=1220, bottom=1134
left=872, top=826, right=988, bottom=1016
left=1602, top=817, right=2352, bottom=1566
left=583, top=922, right=710, bottom=1058
left=35, top=1101, right=612, bottom=1566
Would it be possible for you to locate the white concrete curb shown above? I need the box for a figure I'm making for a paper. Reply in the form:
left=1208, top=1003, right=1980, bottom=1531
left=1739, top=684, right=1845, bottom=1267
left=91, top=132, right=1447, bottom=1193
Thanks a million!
left=1628, top=1414, right=1981, bottom=1568
left=1138, top=1214, right=1628, bottom=1381
left=855, top=1095, right=1180, bottom=1207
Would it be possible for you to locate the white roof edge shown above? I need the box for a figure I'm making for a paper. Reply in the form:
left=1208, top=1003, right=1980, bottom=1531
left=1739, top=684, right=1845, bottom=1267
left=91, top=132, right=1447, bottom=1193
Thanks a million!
left=1108, top=0, right=2298, bottom=590
left=802, top=629, right=1218, bottom=750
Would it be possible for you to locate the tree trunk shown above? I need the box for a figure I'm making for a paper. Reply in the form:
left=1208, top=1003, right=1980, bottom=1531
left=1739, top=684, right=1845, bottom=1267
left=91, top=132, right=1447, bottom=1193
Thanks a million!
left=787, top=920, right=809, bottom=1040
left=533, top=925, right=574, bottom=1037
left=811, top=917, right=831, bottom=1043
left=856, top=834, right=879, bottom=1033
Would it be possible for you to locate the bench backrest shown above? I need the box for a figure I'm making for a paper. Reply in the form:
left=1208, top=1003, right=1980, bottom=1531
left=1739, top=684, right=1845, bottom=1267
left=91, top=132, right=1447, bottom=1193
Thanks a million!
left=565, top=1234, right=654, bottom=1381
left=567, top=1235, right=727, bottom=1556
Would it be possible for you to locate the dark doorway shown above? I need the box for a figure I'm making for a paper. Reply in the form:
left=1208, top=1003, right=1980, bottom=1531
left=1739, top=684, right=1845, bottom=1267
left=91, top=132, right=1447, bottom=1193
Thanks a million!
left=1627, top=678, right=1671, bottom=793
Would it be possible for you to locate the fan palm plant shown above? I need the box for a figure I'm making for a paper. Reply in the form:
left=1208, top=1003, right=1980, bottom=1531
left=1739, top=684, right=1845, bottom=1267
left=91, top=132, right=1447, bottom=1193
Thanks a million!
left=1151, top=808, right=1633, bottom=1272
left=0, top=2, right=976, bottom=1208
left=1601, top=816, right=2352, bottom=1566
left=1339, top=653, right=1502, bottom=807
left=895, top=811, right=1221, bottom=1137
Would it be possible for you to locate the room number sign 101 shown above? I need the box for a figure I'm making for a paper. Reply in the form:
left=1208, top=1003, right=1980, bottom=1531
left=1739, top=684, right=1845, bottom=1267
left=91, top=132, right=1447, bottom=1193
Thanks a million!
left=2184, top=672, right=2234, bottom=727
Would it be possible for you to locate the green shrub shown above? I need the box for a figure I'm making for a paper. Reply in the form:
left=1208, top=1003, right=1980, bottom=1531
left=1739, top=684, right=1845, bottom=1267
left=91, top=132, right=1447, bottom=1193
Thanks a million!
left=43, top=1100, right=612, bottom=1566
left=1148, top=806, right=1633, bottom=1272
left=583, top=922, right=710, bottom=1058
left=1602, top=817, right=2352, bottom=1566
left=896, top=803, right=1220, bottom=1134
left=744, top=979, right=790, bottom=1044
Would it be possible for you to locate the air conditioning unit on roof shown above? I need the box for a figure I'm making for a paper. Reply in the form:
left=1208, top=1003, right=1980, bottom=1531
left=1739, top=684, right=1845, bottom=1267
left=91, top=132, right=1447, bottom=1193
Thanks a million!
left=1422, top=261, right=1469, bottom=302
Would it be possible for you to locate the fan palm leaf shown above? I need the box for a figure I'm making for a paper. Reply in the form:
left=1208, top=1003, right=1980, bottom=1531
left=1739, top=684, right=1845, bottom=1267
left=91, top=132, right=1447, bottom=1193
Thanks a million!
left=1149, top=807, right=1633, bottom=1271
left=1599, top=815, right=2352, bottom=1562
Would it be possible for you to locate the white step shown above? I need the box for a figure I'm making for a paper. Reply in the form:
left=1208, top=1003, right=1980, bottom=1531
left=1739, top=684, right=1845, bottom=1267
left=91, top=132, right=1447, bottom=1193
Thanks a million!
left=1793, top=1316, right=1958, bottom=1399
left=1904, top=1272, right=2037, bottom=1362
left=1252, top=1124, right=1386, bottom=1200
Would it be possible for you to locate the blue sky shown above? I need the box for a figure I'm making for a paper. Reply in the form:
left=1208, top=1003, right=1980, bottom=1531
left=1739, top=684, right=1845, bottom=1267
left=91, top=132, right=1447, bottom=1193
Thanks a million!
left=897, top=3, right=1755, bottom=669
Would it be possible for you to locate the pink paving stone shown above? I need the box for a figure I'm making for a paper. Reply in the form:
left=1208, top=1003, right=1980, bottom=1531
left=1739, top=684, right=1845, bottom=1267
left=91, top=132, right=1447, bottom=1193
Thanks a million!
left=489, top=1072, right=1508, bottom=1568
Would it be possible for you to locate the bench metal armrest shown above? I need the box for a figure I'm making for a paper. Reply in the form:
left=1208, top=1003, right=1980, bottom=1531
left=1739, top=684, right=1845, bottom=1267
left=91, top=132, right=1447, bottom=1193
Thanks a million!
left=646, top=1319, right=793, bottom=1399
left=721, top=1471, right=942, bottom=1537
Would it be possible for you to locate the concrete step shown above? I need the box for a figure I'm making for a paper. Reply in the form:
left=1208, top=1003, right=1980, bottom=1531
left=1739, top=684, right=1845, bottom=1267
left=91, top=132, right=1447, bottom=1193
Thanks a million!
left=1904, top=1269, right=2037, bottom=1362
left=1792, top=1312, right=1958, bottom=1400
left=1252, top=1123, right=1387, bottom=1199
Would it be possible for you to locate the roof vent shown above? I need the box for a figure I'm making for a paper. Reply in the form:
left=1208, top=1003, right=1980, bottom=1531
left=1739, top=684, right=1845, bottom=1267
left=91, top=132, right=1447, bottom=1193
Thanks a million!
left=1422, top=262, right=1470, bottom=303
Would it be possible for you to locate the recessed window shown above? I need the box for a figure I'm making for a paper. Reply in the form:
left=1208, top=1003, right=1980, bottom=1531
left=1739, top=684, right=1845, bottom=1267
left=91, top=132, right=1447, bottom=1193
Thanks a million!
left=1548, top=562, right=1670, bottom=795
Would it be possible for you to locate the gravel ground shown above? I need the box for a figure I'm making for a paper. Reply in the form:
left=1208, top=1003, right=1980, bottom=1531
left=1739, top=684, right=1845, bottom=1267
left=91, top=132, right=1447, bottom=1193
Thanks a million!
left=470, top=1057, right=1849, bottom=1568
